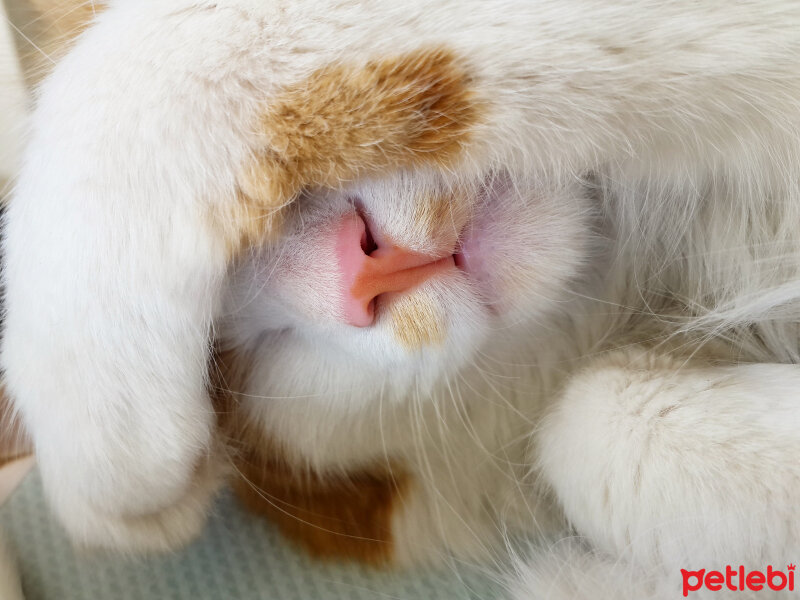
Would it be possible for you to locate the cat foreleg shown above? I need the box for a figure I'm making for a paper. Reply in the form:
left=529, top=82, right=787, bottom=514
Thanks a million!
left=537, top=348, right=800, bottom=574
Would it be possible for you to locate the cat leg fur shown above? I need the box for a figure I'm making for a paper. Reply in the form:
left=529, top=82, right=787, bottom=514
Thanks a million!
left=533, top=348, right=800, bottom=597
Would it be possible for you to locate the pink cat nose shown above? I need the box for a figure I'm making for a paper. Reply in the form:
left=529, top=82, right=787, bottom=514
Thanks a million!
left=335, top=212, right=455, bottom=326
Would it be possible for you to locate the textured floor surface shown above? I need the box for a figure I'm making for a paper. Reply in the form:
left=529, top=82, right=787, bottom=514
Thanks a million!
left=0, top=469, right=503, bottom=600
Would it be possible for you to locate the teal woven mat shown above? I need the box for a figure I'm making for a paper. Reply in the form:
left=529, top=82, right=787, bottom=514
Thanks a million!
left=0, top=469, right=502, bottom=599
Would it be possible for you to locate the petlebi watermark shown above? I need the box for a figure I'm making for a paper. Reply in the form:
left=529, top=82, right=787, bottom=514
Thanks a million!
left=681, top=565, right=796, bottom=596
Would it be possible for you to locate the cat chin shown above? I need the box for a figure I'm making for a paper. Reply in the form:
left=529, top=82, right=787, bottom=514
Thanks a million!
left=235, top=273, right=491, bottom=407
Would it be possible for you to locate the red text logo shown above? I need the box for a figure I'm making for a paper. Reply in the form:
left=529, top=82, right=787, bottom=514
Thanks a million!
left=682, top=565, right=795, bottom=596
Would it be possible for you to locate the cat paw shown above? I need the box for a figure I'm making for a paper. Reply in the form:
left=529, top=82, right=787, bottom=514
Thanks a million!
left=537, top=348, right=800, bottom=568
left=46, top=450, right=226, bottom=552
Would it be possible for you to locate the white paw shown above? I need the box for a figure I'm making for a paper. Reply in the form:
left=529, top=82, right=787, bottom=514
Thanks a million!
left=537, top=348, right=800, bottom=569
left=47, top=450, right=226, bottom=552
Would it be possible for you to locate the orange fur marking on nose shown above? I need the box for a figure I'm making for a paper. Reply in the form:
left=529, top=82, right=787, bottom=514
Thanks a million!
left=389, top=293, right=446, bottom=350
left=211, top=348, right=406, bottom=565
left=232, top=46, right=481, bottom=255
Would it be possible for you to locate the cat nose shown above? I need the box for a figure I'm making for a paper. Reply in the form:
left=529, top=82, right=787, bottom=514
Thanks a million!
left=335, top=212, right=455, bottom=326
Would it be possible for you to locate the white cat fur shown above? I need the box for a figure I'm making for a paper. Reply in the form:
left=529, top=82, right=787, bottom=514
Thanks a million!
left=3, top=1, right=800, bottom=598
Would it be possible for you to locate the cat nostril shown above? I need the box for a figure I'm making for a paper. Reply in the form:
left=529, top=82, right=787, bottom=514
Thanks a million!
left=358, top=211, right=378, bottom=256
left=335, top=209, right=456, bottom=327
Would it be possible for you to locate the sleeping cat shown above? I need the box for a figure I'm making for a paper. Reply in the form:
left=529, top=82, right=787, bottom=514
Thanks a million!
left=4, top=1, right=800, bottom=598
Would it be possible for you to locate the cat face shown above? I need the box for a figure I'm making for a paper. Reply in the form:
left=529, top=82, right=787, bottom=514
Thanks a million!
left=220, top=171, right=592, bottom=405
